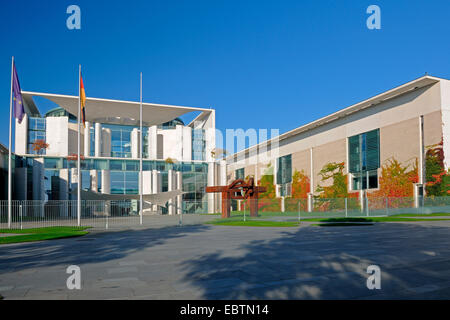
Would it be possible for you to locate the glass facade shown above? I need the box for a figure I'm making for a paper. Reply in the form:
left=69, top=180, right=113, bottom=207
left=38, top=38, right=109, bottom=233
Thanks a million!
left=235, top=168, right=245, bottom=180
left=18, top=156, right=208, bottom=212
left=27, top=117, right=46, bottom=155
left=192, top=128, right=205, bottom=161
left=111, top=171, right=139, bottom=194
left=104, top=124, right=133, bottom=158
left=277, top=154, right=292, bottom=197
left=100, top=124, right=149, bottom=158
left=89, top=125, right=95, bottom=156
left=348, top=129, right=380, bottom=190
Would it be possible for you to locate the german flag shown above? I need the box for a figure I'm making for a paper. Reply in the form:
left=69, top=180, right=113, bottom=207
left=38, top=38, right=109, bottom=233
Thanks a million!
left=80, top=74, right=86, bottom=127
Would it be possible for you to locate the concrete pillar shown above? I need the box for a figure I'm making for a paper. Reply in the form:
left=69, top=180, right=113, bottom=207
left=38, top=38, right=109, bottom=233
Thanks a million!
left=59, top=169, right=69, bottom=217
left=281, top=196, right=285, bottom=213
left=15, top=114, right=28, bottom=155
left=414, top=183, right=424, bottom=209
left=148, top=126, right=157, bottom=159
left=101, top=128, right=111, bottom=157
left=131, top=128, right=140, bottom=158
left=307, top=193, right=314, bottom=212
left=101, top=170, right=110, bottom=194
left=176, top=171, right=182, bottom=215
left=152, top=170, right=160, bottom=213
left=90, top=170, right=98, bottom=192
left=84, top=121, right=90, bottom=156
left=359, top=190, right=366, bottom=213
left=168, top=169, right=175, bottom=215
left=101, top=170, right=111, bottom=216
left=142, top=171, right=152, bottom=214
left=95, top=123, right=101, bottom=157
left=207, top=162, right=216, bottom=213
left=310, top=148, right=314, bottom=194
left=182, top=126, right=192, bottom=161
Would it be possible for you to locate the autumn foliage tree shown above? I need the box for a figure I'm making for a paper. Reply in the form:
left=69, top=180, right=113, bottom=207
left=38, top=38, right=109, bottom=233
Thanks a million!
left=369, top=158, right=418, bottom=198
left=291, top=169, right=310, bottom=198
left=31, top=139, right=49, bottom=155
left=315, top=162, right=353, bottom=198
left=425, top=141, right=450, bottom=196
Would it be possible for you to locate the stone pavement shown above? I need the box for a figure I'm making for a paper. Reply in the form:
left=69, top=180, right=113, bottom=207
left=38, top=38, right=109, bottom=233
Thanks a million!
left=1, top=220, right=450, bottom=299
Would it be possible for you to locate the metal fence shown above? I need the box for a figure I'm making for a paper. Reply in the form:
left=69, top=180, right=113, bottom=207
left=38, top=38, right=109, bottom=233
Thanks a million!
left=1, top=196, right=450, bottom=230
left=231, top=196, right=450, bottom=222
left=0, top=199, right=211, bottom=230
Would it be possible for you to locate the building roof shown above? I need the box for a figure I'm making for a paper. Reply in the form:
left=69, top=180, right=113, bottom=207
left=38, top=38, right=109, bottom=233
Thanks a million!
left=227, top=75, right=445, bottom=162
left=21, top=91, right=212, bottom=127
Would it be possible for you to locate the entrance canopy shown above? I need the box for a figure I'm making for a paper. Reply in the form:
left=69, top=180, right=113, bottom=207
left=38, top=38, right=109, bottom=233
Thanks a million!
left=21, top=91, right=212, bottom=127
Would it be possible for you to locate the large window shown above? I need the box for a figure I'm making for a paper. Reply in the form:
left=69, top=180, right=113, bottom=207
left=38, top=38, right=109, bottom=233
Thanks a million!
left=110, top=171, right=139, bottom=194
left=235, top=168, right=245, bottom=180
left=27, top=117, right=46, bottom=155
left=192, top=128, right=205, bottom=161
left=277, top=154, right=292, bottom=185
left=103, top=124, right=132, bottom=158
left=277, top=154, right=292, bottom=197
left=348, top=129, right=380, bottom=190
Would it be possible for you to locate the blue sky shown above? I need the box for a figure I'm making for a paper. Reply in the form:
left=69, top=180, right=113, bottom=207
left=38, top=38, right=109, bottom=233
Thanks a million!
left=1, top=0, right=449, bottom=151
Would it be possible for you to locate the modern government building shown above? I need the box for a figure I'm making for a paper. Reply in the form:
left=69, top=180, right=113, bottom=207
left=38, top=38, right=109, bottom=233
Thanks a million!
left=2, top=74, right=450, bottom=214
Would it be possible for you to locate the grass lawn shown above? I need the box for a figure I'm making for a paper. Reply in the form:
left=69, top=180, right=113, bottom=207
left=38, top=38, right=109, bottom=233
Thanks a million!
left=206, top=219, right=300, bottom=227
left=0, top=227, right=89, bottom=245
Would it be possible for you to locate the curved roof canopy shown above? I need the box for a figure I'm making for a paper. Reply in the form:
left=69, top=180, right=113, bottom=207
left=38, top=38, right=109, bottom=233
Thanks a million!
left=22, top=91, right=211, bottom=127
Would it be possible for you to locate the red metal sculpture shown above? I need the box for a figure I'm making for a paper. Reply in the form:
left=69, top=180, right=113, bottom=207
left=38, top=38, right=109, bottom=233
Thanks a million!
left=206, top=177, right=266, bottom=218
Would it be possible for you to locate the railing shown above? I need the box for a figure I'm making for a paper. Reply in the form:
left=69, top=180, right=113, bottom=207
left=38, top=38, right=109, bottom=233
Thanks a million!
left=0, top=199, right=212, bottom=230
left=1, top=196, right=449, bottom=230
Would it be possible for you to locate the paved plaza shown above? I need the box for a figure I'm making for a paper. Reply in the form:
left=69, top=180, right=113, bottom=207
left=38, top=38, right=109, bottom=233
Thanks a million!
left=1, top=220, right=450, bottom=299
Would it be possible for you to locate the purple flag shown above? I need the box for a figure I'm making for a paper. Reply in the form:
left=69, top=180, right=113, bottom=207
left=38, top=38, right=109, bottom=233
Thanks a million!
left=13, top=62, right=25, bottom=124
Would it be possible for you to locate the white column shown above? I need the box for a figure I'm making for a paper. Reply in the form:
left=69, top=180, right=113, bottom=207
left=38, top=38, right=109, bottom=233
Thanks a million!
left=310, top=147, right=314, bottom=194
left=182, top=126, right=192, bottom=161
left=176, top=171, right=182, bottom=215
left=14, top=114, right=28, bottom=155
left=131, top=128, right=140, bottom=159
left=307, top=147, right=314, bottom=212
left=168, top=169, right=174, bottom=215
left=152, top=169, right=160, bottom=213
left=84, top=121, right=90, bottom=156
left=207, top=162, right=216, bottom=213
left=148, top=126, right=157, bottom=159
left=90, top=169, right=98, bottom=192
left=59, top=169, right=69, bottom=217
left=142, top=170, right=152, bottom=215
left=101, top=170, right=110, bottom=194
left=101, top=128, right=111, bottom=157
left=95, top=122, right=101, bottom=157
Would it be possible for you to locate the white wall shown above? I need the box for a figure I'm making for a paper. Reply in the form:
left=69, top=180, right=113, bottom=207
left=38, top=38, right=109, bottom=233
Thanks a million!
left=46, top=117, right=69, bottom=157
left=15, top=114, right=28, bottom=155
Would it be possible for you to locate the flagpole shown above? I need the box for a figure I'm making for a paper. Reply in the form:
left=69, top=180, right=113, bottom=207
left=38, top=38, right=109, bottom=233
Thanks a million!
left=77, top=65, right=81, bottom=227
left=8, top=56, right=14, bottom=229
left=139, top=72, right=143, bottom=225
